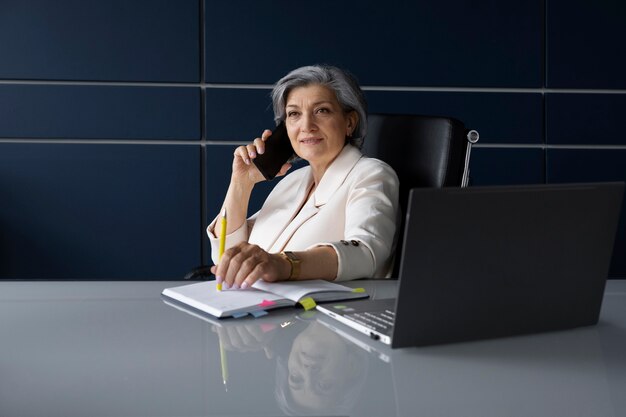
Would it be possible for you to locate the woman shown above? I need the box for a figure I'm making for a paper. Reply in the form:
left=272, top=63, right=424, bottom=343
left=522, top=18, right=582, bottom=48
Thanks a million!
left=208, top=65, right=399, bottom=289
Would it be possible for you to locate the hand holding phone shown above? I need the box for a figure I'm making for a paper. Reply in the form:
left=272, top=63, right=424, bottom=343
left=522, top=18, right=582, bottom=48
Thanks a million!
left=253, top=122, right=294, bottom=180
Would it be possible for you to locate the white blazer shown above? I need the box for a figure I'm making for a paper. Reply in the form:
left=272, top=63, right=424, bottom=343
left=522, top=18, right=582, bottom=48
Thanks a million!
left=208, top=144, right=400, bottom=281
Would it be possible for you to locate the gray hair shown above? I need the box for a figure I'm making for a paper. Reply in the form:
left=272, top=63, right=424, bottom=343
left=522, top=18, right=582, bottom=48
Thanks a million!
left=271, top=65, right=368, bottom=149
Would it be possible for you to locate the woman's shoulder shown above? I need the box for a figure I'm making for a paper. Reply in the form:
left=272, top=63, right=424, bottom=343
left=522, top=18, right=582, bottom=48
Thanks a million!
left=353, top=154, right=399, bottom=180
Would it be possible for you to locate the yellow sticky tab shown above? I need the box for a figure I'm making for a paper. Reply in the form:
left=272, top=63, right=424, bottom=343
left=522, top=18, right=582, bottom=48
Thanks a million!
left=299, top=297, right=317, bottom=311
left=352, top=287, right=365, bottom=293
left=300, top=311, right=316, bottom=319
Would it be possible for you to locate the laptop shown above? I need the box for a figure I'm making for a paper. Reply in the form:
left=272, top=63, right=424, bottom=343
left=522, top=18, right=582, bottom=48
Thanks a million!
left=316, top=182, right=624, bottom=348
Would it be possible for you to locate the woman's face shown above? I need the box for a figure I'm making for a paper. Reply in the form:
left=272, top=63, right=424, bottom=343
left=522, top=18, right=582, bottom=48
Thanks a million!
left=284, top=84, right=357, bottom=171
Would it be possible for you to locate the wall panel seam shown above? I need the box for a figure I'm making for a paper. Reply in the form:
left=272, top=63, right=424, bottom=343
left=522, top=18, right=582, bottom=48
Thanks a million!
left=2, top=80, right=626, bottom=94
left=2, top=139, right=625, bottom=150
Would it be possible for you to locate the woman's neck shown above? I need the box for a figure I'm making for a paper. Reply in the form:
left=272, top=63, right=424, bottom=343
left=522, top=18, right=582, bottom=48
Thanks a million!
left=308, top=144, right=346, bottom=187
left=309, top=165, right=327, bottom=188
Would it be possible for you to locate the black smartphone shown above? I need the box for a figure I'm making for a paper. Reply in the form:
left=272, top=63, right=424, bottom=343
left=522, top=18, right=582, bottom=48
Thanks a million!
left=253, top=121, right=294, bottom=180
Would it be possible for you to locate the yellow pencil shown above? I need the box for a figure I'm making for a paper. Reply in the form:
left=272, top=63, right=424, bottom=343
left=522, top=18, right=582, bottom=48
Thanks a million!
left=217, top=208, right=227, bottom=291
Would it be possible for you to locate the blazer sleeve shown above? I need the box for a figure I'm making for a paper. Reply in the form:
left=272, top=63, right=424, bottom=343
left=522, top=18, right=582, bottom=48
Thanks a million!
left=310, top=159, right=400, bottom=281
left=206, top=213, right=258, bottom=265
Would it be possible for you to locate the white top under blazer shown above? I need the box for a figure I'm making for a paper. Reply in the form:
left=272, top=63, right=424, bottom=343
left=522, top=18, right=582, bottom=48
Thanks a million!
left=207, top=144, right=400, bottom=281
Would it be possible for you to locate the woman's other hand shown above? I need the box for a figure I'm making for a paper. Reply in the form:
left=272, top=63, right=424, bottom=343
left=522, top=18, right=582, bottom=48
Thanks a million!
left=210, top=242, right=291, bottom=289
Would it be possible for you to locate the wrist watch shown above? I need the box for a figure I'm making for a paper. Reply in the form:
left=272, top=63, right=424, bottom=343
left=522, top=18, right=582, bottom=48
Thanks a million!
left=280, top=251, right=301, bottom=280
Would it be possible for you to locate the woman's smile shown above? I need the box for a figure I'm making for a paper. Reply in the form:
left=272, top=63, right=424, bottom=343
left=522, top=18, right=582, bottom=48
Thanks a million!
left=299, top=137, right=323, bottom=145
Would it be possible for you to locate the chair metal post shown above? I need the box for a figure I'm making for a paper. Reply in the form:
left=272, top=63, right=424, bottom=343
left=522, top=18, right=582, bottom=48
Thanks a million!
left=461, top=130, right=479, bottom=187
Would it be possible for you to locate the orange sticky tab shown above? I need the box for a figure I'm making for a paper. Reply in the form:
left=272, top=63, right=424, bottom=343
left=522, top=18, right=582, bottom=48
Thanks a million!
left=299, top=297, right=316, bottom=311
left=259, top=299, right=277, bottom=308
left=352, top=288, right=365, bottom=293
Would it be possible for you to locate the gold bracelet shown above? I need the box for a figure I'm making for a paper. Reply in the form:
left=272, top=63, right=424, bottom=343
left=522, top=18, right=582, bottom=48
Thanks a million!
left=279, top=251, right=301, bottom=280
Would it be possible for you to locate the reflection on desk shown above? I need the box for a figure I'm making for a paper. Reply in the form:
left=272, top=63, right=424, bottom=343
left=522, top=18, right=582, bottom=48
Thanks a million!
left=0, top=280, right=625, bottom=417
left=165, top=297, right=385, bottom=415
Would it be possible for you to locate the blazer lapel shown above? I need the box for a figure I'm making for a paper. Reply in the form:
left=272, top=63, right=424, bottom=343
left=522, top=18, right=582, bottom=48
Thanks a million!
left=261, top=170, right=315, bottom=252
left=269, top=198, right=320, bottom=253
left=270, top=145, right=363, bottom=252
left=312, top=145, right=363, bottom=207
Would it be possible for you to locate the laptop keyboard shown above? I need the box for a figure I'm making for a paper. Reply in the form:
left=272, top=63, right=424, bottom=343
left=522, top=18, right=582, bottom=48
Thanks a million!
left=346, top=309, right=395, bottom=332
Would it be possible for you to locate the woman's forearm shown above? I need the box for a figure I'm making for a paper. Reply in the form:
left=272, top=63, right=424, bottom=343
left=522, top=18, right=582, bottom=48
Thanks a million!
left=214, top=179, right=255, bottom=236
left=289, top=246, right=339, bottom=281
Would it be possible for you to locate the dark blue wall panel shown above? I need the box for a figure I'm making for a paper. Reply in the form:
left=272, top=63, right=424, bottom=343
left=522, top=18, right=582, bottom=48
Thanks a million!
left=547, top=0, right=626, bottom=88
left=0, top=144, right=201, bottom=279
left=0, top=85, right=200, bottom=140
left=546, top=94, right=626, bottom=145
left=205, top=89, right=275, bottom=141
left=470, top=148, right=545, bottom=186
left=0, top=0, right=199, bottom=82
left=205, top=89, right=543, bottom=145
left=366, top=92, right=543, bottom=144
left=205, top=1, right=543, bottom=87
left=546, top=149, right=626, bottom=277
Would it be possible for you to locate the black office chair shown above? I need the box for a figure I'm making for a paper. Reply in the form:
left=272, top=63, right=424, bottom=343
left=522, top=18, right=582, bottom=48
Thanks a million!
left=363, top=113, right=479, bottom=191
left=362, top=113, right=479, bottom=275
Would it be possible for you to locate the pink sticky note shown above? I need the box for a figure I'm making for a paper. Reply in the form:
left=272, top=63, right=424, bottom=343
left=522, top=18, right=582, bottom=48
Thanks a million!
left=260, top=323, right=276, bottom=333
left=259, top=299, right=277, bottom=308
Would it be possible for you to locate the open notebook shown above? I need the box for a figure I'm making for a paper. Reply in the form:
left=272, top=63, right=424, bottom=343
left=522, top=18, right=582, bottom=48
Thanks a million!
left=162, top=279, right=368, bottom=318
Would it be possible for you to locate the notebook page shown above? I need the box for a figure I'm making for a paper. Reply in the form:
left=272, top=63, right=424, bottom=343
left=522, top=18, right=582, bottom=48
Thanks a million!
left=162, top=281, right=289, bottom=318
left=252, top=279, right=362, bottom=302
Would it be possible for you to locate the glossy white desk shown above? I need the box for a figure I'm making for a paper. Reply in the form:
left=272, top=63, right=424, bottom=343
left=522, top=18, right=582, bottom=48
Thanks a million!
left=1, top=280, right=625, bottom=417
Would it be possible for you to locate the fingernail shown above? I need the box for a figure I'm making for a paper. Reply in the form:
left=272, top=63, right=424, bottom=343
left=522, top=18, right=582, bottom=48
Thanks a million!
left=244, top=158, right=250, bottom=165
left=216, top=275, right=223, bottom=284
left=258, top=148, right=264, bottom=154
left=223, top=282, right=230, bottom=290
left=241, top=282, right=249, bottom=290
left=249, top=151, right=256, bottom=158
left=232, top=282, right=240, bottom=289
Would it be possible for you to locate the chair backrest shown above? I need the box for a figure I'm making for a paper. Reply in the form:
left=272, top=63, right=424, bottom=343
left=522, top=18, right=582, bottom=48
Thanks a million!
left=362, top=113, right=479, bottom=275
left=364, top=113, right=478, bottom=187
